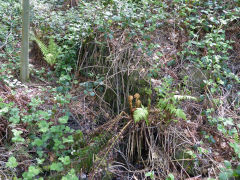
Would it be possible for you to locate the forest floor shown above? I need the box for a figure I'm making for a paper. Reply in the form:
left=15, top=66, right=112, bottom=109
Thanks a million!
left=0, top=41, right=237, bottom=180
left=0, top=1, right=240, bottom=179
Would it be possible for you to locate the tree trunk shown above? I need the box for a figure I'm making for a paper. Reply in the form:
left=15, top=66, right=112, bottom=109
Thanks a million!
left=20, top=0, right=30, bottom=82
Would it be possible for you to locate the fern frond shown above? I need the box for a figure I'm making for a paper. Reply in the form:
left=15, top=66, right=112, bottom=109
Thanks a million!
left=33, top=36, right=59, bottom=66
left=48, top=38, right=59, bottom=57
left=174, top=108, right=187, bottom=120
left=34, top=37, right=48, bottom=57
left=173, top=95, right=197, bottom=101
left=133, top=106, right=149, bottom=125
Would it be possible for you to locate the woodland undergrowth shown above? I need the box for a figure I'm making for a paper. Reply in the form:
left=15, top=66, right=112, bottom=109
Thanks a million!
left=0, top=0, right=239, bottom=179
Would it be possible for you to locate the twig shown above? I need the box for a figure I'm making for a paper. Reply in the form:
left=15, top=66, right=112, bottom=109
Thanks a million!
left=91, top=115, right=132, bottom=180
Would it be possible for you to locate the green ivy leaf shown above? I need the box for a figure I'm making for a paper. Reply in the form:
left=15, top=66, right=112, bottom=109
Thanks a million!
left=223, top=118, right=234, bottom=126
left=64, top=126, right=74, bottom=133
left=145, top=171, right=155, bottom=179
left=36, top=158, right=45, bottom=165
left=62, top=135, right=74, bottom=143
left=50, top=162, right=63, bottom=172
left=9, top=115, right=20, bottom=124
left=224, top=160, right=232, bottom=169
left=0, top=107, right=10, bottom=116
left=61, top=169, right=78, bottom=180
left=28, top=166, right=40, bottom=176
left=59, top=156, right=71, bottom=165
left=22, top=114, right=34, bottom=123
left=58, top=116, right=68, bottom=124
left=37, top=110, right=51, bottom=120
left=219, top=169, right=233, bottom=180
left=38, top=120, right=51, bottom=133
left=22, top=166, right=40, bottom=179
left=29, top=97, right=43, bottom=109
left=6, top=156, right=18, bottom=168
left=229, top=142, right=240, bottom=158
left=12, top=129, right=24, bottom=143
left=32, top=138, right=44, bottom=147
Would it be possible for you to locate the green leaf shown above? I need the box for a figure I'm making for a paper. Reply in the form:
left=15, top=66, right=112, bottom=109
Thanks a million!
left=34, top=37, right=59, bottom=66
left=37, top=110, right=51, bottom=120
left=219, top=170, right=233, bottom=180
left=166, top=173, right=174, bottom=180
left=36, top=158, right=45, bottom=165
left=167, top=60, right=176, bottom=67
left=9, top=115, right=20, bottom=124
left=62, top=169, right=78, bottom=180
left=175, top=109, right=187, bottom=120
left=12, top=129, right=24, bottom=143
left=9, top=107, right=20, bottom=124
left=223, top=118, right=234, bottom=126
left=145, top=171, right=154, bottom=179
left=89, top=91, right=95, bottom=96
left=229, top=142, right=240, bottom=158
left=58, top=116, right=68, bottom=124
left=133, top=106, right=149, bottom=125
left=22, top=166, right=40, bottom=179
left=224, top=160, right=232, bottom=169
left=233, top=164, right=240, bottom=176
left=38, top=120, right=50, bottom=133
left=64, top=126, right=73, bottom=133
left=50, top=162, right=63, bottom=172
left=185, top=150, right=197, bottom=158
left=29, top=97, right=43, bottom=108
left=59, top=156, right=70, bottom=165
left=32, top=138, right=44, bottom=147
left=62, top=135, right=74, bottom=143
left=6, top=156, right=18, bottom=168
left=22, top=114, right=34, bottom=123
left=28, top=166, right=40, bottom=176
left=0, top=107, right=10, bottom=116
left=173, top=95, right=197, bottom=101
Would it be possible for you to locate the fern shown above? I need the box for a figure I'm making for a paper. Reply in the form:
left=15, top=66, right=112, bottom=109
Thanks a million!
left=133, top=106, right=149, bottom=125
left=156, top=85, right=190, bottom=121
left=173, top=95, right=197, bottom=101
left=174, top=108, right=187, bottom=120
left=161, top=101, right=187, bottom=121
left=33, top=37, right=59, bottom=66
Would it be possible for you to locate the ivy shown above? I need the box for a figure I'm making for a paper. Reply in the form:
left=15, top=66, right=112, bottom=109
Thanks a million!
left=6, top=156, right=18, bottom=168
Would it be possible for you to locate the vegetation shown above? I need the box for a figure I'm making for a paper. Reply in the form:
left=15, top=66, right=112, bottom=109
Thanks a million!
left=0, top=0, right=239, bottom=179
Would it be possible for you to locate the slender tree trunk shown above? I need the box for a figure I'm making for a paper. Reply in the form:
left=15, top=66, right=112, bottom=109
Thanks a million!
left=20, top=0, right=30, bottom=82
